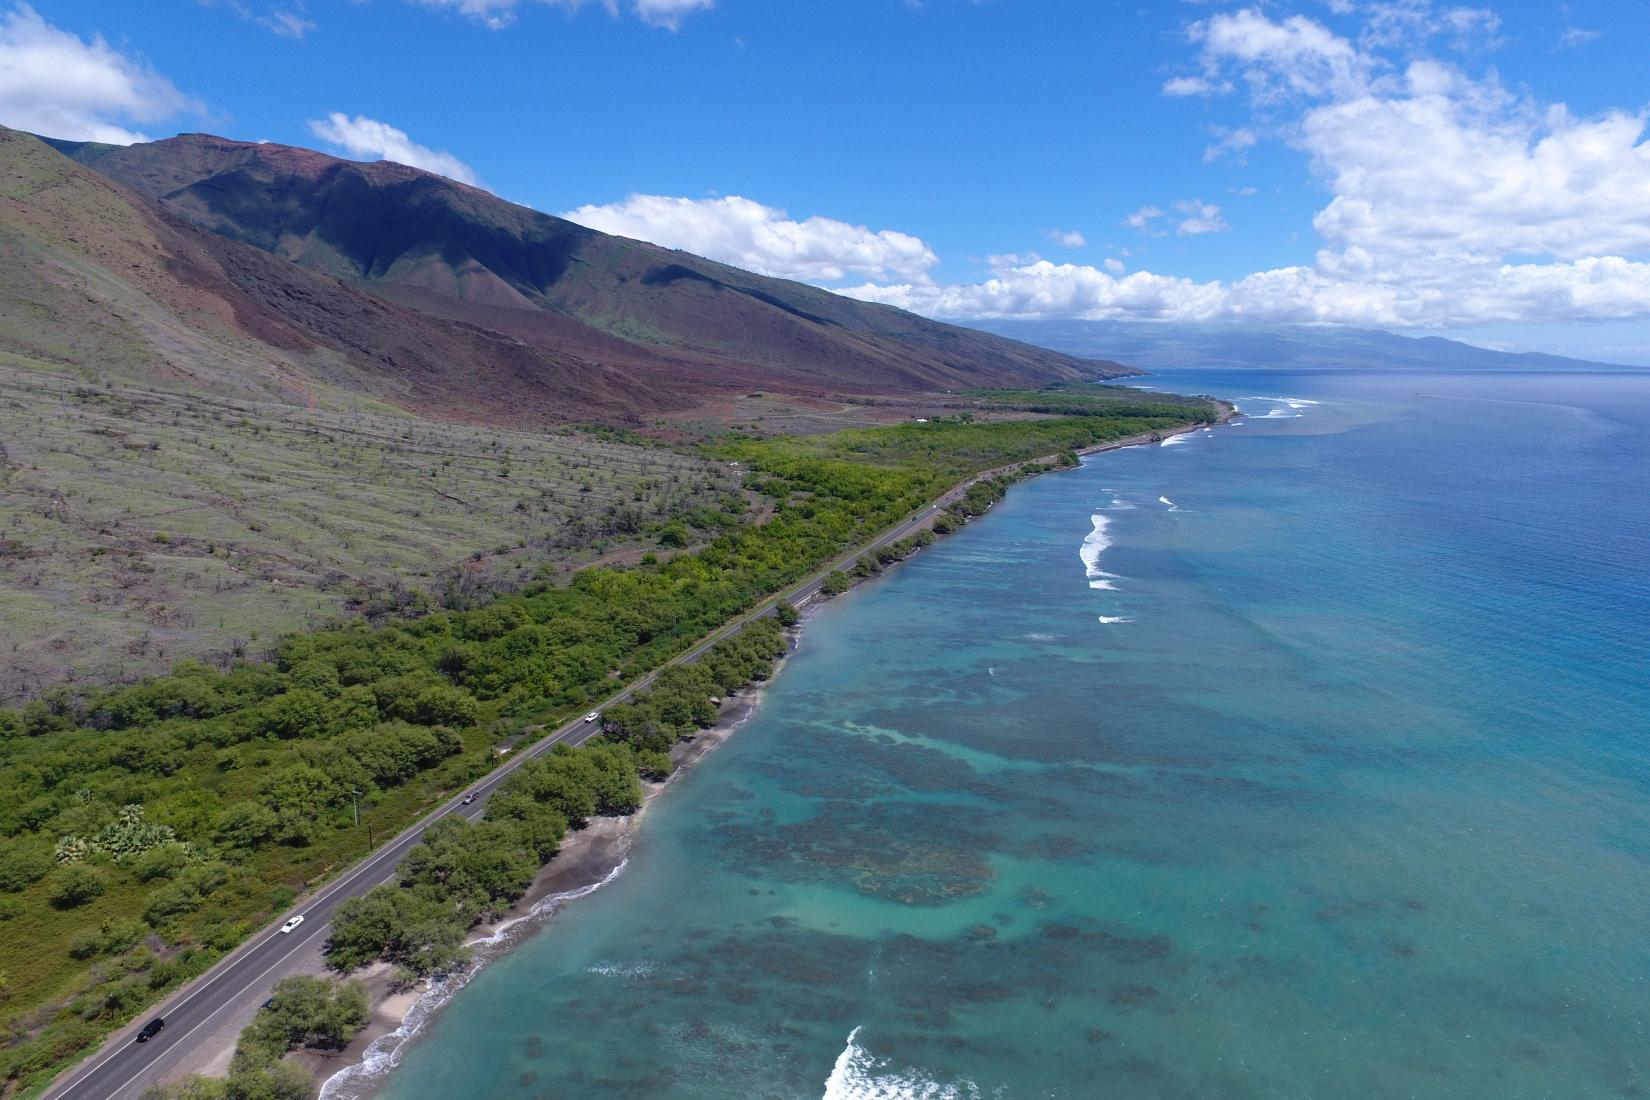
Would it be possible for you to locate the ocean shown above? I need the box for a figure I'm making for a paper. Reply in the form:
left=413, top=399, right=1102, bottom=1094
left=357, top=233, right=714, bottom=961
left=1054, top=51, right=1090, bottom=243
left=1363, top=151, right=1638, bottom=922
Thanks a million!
left=365, top=368, right=1650, bottom=1099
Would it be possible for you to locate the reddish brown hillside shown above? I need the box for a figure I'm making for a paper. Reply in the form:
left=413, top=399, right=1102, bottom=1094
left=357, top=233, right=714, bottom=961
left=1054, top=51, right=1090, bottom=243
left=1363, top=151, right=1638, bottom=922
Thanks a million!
left=51, top=132, right=1132, bottom=398
left=2, top=127, right=694, bottom=425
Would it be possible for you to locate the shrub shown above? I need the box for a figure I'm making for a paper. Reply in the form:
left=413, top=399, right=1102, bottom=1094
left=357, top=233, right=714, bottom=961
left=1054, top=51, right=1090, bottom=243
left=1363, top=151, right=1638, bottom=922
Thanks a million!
left=0, top=838, right=53, bottom=892
left=49, top=865, right=107, bottom=908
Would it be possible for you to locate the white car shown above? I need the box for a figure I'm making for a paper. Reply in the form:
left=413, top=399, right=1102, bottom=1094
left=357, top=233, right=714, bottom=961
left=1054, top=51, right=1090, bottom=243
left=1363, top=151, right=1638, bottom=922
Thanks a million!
left=584, top=711, right=600, bottom=723
left=279, top=915, right=305, bottom=934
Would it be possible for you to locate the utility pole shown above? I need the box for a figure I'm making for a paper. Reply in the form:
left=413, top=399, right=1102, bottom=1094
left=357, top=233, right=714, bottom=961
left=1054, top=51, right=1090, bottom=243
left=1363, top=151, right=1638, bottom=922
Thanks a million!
left=350, top=789, right=361, bottom=829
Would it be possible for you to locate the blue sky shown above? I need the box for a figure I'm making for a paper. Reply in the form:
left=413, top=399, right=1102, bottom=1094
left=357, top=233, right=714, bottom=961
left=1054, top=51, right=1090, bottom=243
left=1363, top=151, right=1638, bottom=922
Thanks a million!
left=6, top=0, right=1650, bottom=361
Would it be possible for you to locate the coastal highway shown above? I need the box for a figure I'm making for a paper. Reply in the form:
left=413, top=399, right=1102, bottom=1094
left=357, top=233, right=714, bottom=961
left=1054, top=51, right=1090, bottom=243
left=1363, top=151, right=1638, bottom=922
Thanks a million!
left=38, top=457, right=1024, bottom=1100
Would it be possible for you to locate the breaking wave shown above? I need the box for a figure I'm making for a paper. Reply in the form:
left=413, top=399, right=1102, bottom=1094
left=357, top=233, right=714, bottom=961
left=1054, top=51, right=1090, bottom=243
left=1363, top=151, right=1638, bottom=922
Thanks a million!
left=1079, top=514, right=1121, bottom=590
left=1242, top=396, right=1318, bottom=419
left=1097, top=616, right=1135, bottom=625
left=822, top=1028, right=981, bottom=1100
left=1159, top=496, right=1178, bottom=511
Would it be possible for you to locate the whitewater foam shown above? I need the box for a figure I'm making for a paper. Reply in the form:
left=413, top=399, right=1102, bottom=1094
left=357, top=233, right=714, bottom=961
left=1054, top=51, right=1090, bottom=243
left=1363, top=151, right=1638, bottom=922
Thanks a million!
left=1241, top=396, right=1317, bottom=419
left=1159, top=496, right=1178, bottom=511
left=822, top=1028, right=981, bottom=1100
left=317, top=859, right=631, bottom=1100
left=1079, top=514, right=1122, bottom=590
left=1097, top=616, right=1135, bottom=624
left=585, top=959, right=665, bottom=980
left=1159, top=434, right=1189, bottom=447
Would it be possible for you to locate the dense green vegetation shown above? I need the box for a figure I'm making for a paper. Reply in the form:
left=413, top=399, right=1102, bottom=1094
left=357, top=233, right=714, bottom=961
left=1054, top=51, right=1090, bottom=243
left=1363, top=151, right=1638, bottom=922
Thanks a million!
left=0, top=389, right=1218, bottom=1097
left=963, top=381, right=1220, bottom=419
left=323, top=619, right=788, bottom=986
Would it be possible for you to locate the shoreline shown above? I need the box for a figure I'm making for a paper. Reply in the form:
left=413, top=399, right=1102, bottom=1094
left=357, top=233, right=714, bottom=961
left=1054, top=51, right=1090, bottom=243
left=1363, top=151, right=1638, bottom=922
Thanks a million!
left=167, top=400, right=1238, bottom=1099
left=299, top=669, right=787, bottom=1100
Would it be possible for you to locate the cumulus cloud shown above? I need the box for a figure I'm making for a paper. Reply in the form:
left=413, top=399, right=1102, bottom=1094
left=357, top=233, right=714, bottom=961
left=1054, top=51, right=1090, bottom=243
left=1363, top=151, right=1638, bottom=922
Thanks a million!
left=1173, top=199, right=1229, bottom=236
left=1045, top=228, right=1087, bottom=248
left=1124, top=205, right=1165, bottom=232
left=0, top=3, right=200, bottom=144
left=560, top=193, right=937, bottom=283
left=846, top=5, right=1650, bottom=330
left=839, top=252, right=1650, bottom=329
left=1189, top=7, right=1375, bottom=100
left=307, top=113, right=483, bottom=186
left=412, top=0, right=711, bottom=31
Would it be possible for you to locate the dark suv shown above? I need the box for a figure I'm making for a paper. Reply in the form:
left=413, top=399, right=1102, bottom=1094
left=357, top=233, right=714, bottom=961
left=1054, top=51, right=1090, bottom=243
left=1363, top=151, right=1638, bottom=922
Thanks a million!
left=135, top=1018, right=165, bottom=1043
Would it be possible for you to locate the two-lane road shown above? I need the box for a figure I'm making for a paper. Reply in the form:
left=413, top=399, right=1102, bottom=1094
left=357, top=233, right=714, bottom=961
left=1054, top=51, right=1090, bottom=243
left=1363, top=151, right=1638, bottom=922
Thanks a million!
left=39, top=466, right=1008, bottom=1100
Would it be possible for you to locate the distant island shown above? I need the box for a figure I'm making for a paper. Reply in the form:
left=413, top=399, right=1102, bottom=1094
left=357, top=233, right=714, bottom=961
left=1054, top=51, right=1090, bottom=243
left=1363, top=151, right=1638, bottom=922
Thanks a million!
left=970, top=319, right=1637, bottom=372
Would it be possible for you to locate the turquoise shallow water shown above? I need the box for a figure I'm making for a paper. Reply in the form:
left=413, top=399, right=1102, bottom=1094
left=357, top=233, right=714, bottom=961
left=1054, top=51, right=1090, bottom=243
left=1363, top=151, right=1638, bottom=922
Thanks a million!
left=373, top=369, right=1650, bottom=1099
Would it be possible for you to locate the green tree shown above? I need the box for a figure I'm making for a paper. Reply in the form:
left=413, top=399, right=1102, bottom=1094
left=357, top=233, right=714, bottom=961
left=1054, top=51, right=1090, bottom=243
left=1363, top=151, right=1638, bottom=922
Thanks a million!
left=326, top=885, right=468, bottom=976
left=410, top=684, right=477, bottom=727
left=236, top=975, right=369, bottom=1068
left=400, top=819, right=536, bottom=915
left=257, top=766, right=340, bottom=845
left=215, top=801, right=277, bottom=852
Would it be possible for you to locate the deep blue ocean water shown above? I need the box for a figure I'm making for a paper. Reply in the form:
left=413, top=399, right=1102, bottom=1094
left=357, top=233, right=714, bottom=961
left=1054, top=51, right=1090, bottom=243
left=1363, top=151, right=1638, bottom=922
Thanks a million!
left=368, top=369, right=1650, bottom=1099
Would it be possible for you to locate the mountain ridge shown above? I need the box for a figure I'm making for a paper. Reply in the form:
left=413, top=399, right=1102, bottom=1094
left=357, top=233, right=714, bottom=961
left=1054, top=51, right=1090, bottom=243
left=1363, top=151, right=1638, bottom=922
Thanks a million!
left=34, top=130, right=1130, bottom=414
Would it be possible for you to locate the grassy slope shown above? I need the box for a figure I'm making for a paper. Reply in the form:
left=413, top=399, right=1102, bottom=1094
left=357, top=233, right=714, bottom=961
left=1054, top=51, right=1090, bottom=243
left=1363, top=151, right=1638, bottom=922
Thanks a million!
left=0, top=358, right=741, bottom=702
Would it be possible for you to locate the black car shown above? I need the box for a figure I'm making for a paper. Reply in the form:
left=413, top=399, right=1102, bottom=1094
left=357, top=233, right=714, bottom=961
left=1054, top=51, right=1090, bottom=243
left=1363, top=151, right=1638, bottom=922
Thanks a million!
left=135, top=1018, right=165, bottom=1043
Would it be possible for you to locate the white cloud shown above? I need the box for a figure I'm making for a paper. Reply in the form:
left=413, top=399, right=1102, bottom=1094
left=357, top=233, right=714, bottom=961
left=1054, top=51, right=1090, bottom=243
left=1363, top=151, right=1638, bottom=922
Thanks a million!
left=1174, top=199, right=1229, bottom=235
left=839, top=252, right=1650, bottom=329
left=307, top=113, right=483, bottom=186
left=1189, top=7, right=1375, bottom=100
left=560, top=193, right=938, bottom=283
left=1124, top=205, right=1164, bottom=231
left=1123, top=200, right=1227, bottom=236
left=0, top=3, right=200, bottom=144
left=1162, top=75, right=1229, bottom=96
left=1203, top=125, right=1257, bottom=162
left=1359, top=1, right=1501, bottom=51
left=412, top=0, right=711, bottom=31
left=1103, top=257, right=1126, bottom=274
left=1559, top=26, right=1600, bottom=48
left=257, top=9, right=315, bottom=39
left=631, top=0, right=713, bottom=29
left=853, top=5, right=1650, bottom=330
left=1044, top=228, right=1087, bottom=248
